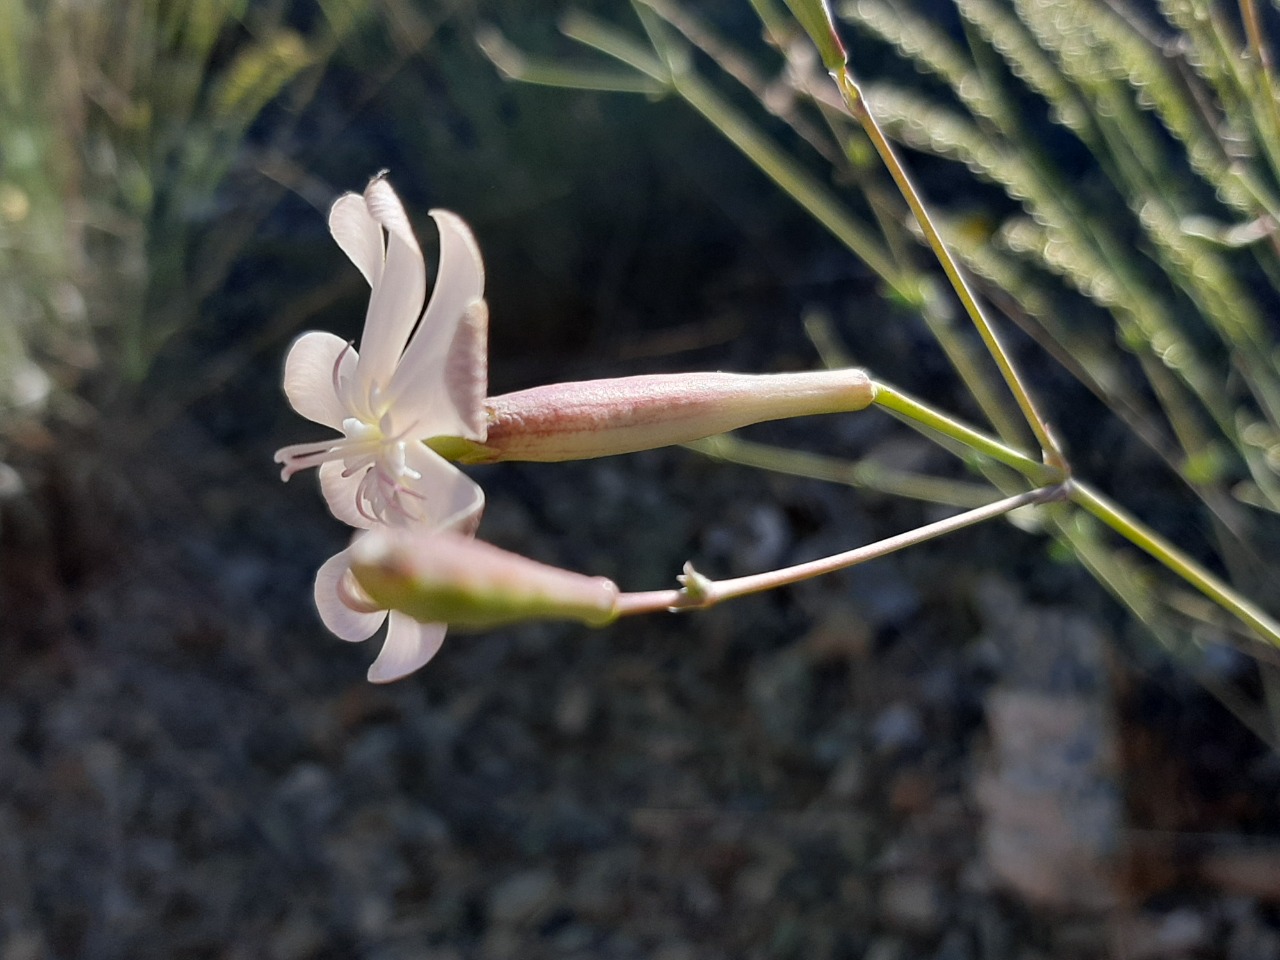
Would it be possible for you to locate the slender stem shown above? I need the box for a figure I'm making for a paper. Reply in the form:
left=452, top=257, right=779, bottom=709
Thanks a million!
left=636, top=0, right=846, bottom=168
left=871, top=382, right=1060, bottom=483
left=1069, top=480, right=1280, bottom=648
left=1239, top=0, right=1280, bottom=177
left=832, top=69, right=1066, bottom=468
left=685, top=434, right=1000, bottom=507
left=916, top=293, right=1031, bottom=448
left=614, top=485, right=1064, bottom=616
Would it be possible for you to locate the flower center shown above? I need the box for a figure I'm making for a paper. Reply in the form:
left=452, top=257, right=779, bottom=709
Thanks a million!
left=274, top=345, right=438, bottom=526
left=325, top=418, right=427, bottom=526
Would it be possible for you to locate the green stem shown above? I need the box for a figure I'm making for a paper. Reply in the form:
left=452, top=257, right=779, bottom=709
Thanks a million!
left=685, top=434, right=999, bottom=507
left=872, top=381, right=1059, bottom=483
left=1238, top=0, right=1280, bottom=183
left=917, top=292, right=1030, bottom=447
left=1069, top=480, right=1280, bottom=648
left=833, top=69, right=1065, bottom=468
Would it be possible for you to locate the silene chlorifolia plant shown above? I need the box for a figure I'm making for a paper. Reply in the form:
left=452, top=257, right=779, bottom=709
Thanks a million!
left=277, top=0, right=1280, bottom=681
left=276, top=174, right=914, bottom=682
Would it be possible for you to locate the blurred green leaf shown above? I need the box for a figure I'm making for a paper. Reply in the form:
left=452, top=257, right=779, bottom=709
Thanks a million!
left=213, top=30, right=314, bottom=125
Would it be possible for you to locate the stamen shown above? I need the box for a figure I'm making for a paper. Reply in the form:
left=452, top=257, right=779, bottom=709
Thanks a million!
left=341, top=455, right=376, bottom=479
left=274, top=439, right=349, bottom=480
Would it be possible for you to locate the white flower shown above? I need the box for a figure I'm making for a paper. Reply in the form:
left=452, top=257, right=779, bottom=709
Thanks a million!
left=275, top=174, right=490, bottom=682
left=273, top=175, right=488, bottom=532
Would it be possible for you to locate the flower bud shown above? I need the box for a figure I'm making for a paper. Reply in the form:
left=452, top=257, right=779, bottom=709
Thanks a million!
left=348, top=528, right=620, bottom=630
left=454, top=368, right=875, bottom=463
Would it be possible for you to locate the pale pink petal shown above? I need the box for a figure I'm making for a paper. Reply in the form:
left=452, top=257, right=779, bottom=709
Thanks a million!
left=356, top=177, right=426, bottom=397
left=367, top=612, right=447, bottom=683
left=319, top=460, right=374, bottom=529
left=386, top=211, right=487, bottom=436
left=402, top=442, right=485, bottom=532
left=314, top=547, right=386, bottom=641
left=283, top=331, right=355, bottom=430
left=329, top=192, right=384, bottom=288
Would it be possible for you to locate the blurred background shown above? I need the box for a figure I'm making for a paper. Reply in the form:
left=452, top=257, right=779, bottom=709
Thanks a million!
left=3, top=1, right=1280, bottom=957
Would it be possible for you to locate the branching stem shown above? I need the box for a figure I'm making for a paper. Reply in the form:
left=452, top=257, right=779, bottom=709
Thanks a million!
left=833, top=69, right=1066, bottom=469
left=871, top=382, right=1061, bottom=483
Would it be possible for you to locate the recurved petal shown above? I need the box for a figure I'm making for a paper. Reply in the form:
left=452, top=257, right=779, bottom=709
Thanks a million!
left=329, top=192, right=384, bottom=288
left=402, top=442, right=485, bottom=532
left=315, top=547, right=387, bottom=642
left=367, top=612, right=447, bottom=683
left=385, top=210, right=487, bottom=437
left=357, top=177, right=426, bottom=393
left=319, top=460, right=374, bottom=529
left=283, top=331, right=356, bottom=429
left=428, top=209, right=486, bottom=314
